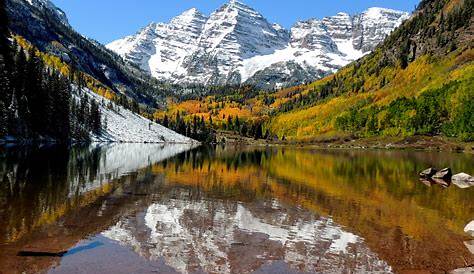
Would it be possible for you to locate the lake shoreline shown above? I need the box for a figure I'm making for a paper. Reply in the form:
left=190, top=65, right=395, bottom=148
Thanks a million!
left=218, top=133, right=474, bottom=153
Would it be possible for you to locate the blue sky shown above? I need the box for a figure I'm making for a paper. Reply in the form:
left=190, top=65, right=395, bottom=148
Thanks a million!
left=51, top=0, right=420, bottom=44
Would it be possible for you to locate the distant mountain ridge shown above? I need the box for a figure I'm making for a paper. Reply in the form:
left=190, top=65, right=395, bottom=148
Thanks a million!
left=107, top=0, right=410, bottom=89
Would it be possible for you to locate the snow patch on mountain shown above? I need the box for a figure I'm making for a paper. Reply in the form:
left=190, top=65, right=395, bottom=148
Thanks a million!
left=74, top=87, right=194, bottom=144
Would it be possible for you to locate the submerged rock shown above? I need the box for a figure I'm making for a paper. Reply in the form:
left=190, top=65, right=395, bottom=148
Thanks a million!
left=419, top=178, right=434, bottom=187
left=450, top=267, right=474, bottom=274
left=432, top=178, right=450, bottom=188
left=465, top=221, right=474, bottom=237
left=432, top=168, right=452, bottom=180
left=452, top=180, right=474, bottom=189
left=419, top=177, right=451, bottom=188
left=419, top=168, right=437, bottom=178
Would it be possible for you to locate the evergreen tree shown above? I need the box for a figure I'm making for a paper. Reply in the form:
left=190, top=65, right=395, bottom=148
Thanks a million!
left=90, top=100, right=101, bottom=135
left=253, top=123, right=263, bottom=140
left=13, top=48, right=27, bottom=98
left=162, top=114, right=169, bottom=127
left=0, top=57, right=10, bottom=110
left=227, top=115, right=233, bottom=131
left=235, top=116, right=240, bottom=131
left=240, top=123, right=248, bottom=137
left=25, top=48, right=46, bottom=135
left=7, top=91, right=19, bottom=135
left=0, top=100, right=7, bottom=137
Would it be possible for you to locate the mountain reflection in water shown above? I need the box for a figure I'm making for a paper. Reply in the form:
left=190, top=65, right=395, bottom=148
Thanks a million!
left=0, top=145, right=472, bottom=274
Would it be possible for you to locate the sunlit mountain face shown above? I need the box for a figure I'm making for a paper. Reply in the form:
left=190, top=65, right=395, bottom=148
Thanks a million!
left=0, top=146, right=473, bottom=274
left=107, top=0, right=409, bottom=89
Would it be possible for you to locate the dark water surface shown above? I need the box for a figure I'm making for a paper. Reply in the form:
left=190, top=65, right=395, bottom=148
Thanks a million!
left=0, top=144, right=473, bottom=274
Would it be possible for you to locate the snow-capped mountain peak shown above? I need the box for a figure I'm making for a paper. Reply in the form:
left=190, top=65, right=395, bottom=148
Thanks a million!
left=170, top=8, right=207, bottom=29
left=107, top=2, right=410, bottom=89
left=352, top=7, right=410, bottom=52
left=364, top=7, right=407, bottom=19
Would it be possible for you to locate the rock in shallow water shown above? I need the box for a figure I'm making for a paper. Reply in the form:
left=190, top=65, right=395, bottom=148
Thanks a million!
left=432, top=178, right=451, bottom=188
left=452, top=173, right=474, bottom=188
left=432, top=168, right=452, bottom=180
left=452, top=180, right=474, bottom=189
left=419, top=168, right=437, bottom=178
left=450, top=267, right=474, bottom=274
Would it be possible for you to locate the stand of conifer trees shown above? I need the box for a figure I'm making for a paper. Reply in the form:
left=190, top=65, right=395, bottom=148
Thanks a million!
left=0, top=0, right=102, bottom=143
left=161, top=112, right=217, bottom=144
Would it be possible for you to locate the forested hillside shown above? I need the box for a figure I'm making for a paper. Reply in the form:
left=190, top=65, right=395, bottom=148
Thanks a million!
left=0, top=3, right=101, bottom=142
left=267, top=0, right=473, bottom=141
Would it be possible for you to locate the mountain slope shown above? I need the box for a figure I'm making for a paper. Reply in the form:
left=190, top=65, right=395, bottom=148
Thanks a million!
left=81, top=87, right=193, bottom=143
left=108, top=1, right=409, bottom=89
left=1, top=1, right=194, bottom=144
left=266, top=0, right=473, bottom=142
left=6, top=0, right=172, bottom=104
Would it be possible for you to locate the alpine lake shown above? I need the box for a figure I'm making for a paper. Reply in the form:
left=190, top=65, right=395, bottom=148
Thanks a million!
left=0, top=144, right=473, bottom=274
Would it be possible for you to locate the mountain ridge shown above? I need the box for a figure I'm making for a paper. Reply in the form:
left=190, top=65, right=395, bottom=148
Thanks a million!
left=108, top=1, right=410, bottom=89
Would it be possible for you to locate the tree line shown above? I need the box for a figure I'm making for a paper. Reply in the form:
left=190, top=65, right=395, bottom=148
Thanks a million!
left=158, top=112, right=217, bottom=143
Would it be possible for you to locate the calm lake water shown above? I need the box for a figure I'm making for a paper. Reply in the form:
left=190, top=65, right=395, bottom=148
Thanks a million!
left=0, top=144, right=473, bottom=274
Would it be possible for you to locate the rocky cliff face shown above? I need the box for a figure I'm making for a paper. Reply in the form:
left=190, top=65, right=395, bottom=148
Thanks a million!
left=108, top=1, right=410, bottom=89
left=352, top=7, right=411, bottom=52
left=25, top=0, right=69, bottom=26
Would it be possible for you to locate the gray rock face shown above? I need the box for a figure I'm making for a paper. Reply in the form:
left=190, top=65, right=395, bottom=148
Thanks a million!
left=322, top=13, right=353, bottom=40
left=290, top=20, right=338, bottom=52
left=23, top=0, right=69, bottom=26
left=244, top=61, right=327, bottom=90
left=107, top=1, right=410, bottom=89
left=352, top=8, right=409, bottom=52
left=180, top=0, right=290, bottom=85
